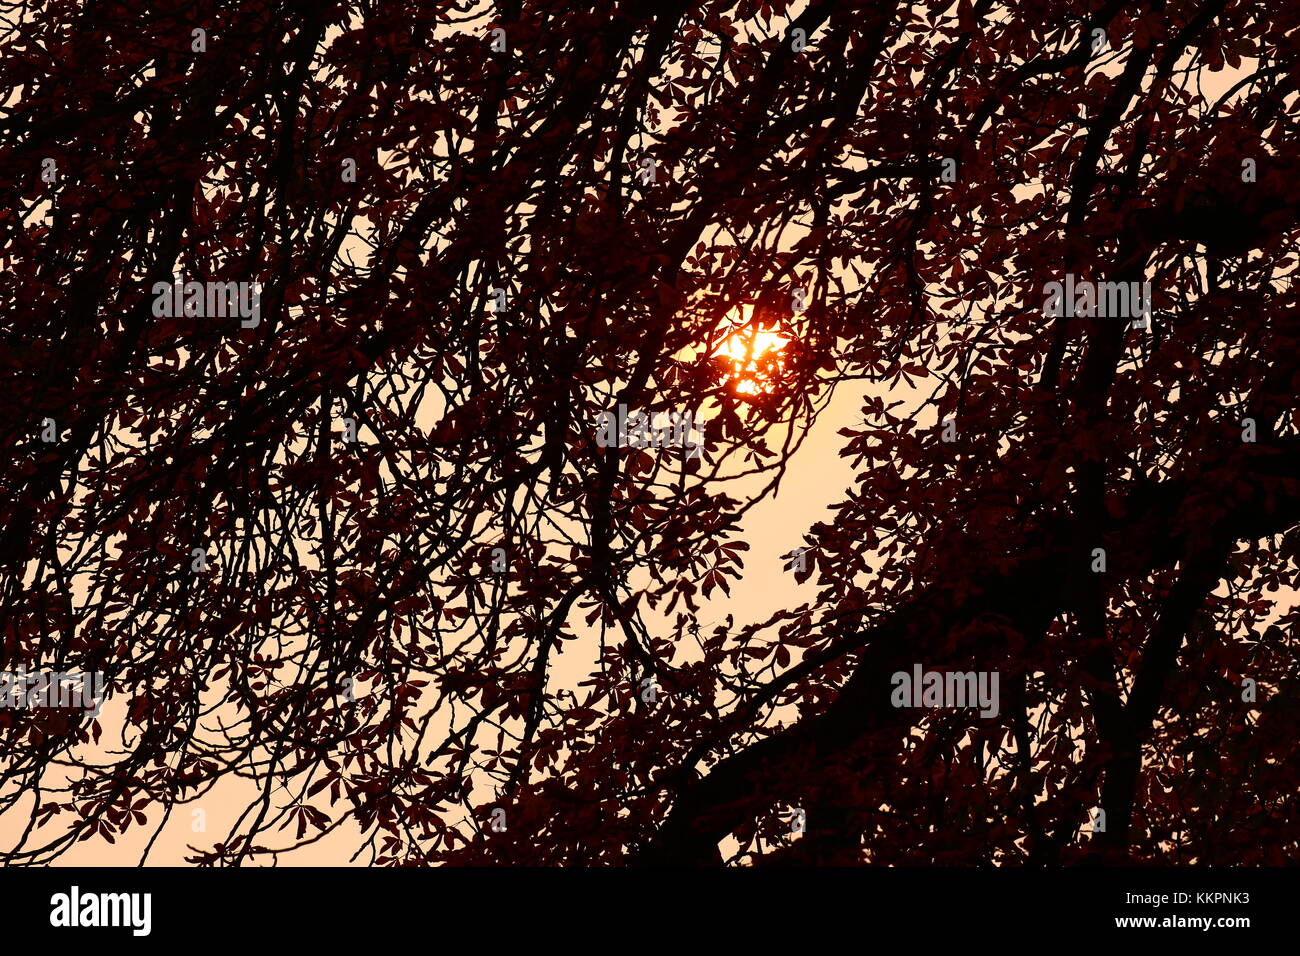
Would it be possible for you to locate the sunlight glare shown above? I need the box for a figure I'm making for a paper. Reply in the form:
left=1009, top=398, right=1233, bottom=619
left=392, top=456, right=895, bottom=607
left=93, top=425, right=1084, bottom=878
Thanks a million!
left=714, top=304, right=790, bottom=395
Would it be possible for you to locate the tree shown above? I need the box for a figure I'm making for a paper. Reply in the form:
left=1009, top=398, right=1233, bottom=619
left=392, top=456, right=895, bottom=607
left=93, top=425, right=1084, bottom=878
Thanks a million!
left=0, top=0, right=1296, bottom=866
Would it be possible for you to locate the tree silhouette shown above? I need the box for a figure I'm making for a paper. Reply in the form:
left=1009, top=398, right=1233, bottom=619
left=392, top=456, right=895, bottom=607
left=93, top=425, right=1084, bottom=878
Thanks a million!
left=0, top=0, right=1296, bottom=866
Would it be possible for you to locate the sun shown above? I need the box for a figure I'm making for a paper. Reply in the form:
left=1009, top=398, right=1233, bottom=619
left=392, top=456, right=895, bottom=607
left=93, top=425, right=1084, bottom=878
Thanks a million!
left=713, top=304, right=790, bottom=396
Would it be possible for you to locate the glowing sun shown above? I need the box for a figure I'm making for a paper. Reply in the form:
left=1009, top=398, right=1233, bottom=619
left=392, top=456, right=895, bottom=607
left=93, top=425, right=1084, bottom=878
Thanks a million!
left=714, top=304, right=790, bottom=395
